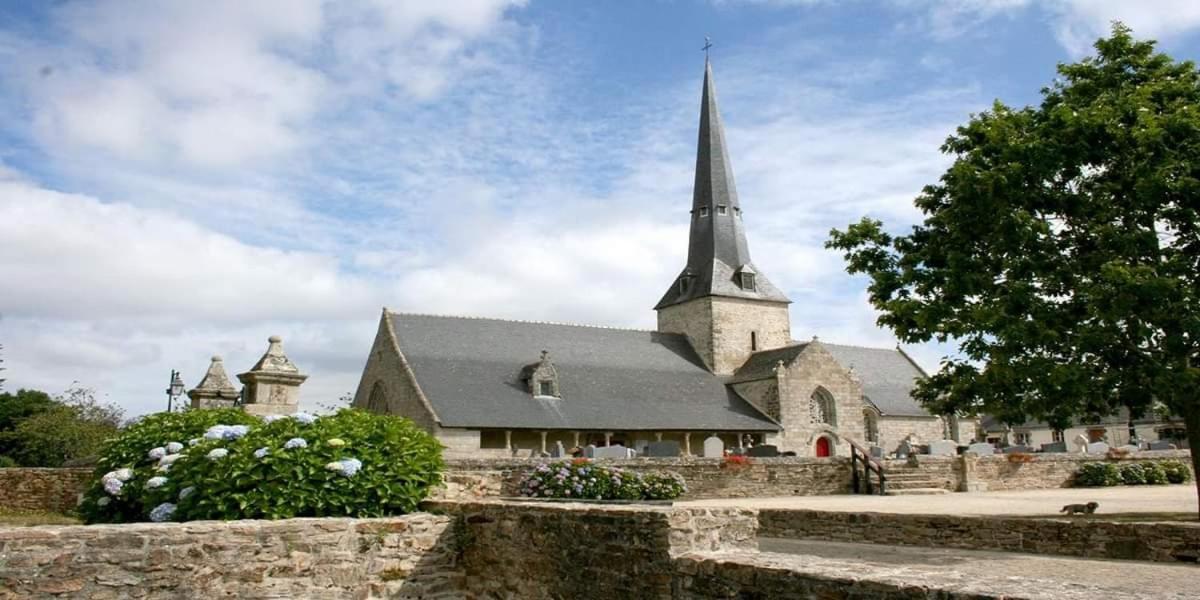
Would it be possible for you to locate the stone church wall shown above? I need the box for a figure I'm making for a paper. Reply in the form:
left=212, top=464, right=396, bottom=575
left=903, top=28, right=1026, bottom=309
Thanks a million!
left=352, top=314, right=438, bottom=432
left=775, top=343, right=867, bottom=456
left=657, top=297, right=790, bottom=375
left=876, top=415, right=950, bottom=454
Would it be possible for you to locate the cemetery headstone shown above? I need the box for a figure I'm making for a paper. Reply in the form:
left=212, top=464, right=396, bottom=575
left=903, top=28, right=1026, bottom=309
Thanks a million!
left=592, top=445, right=628, bottom=460
left=1117, top=444, right=1139, bottom=454
left=551, top=441, right=566, bottom=458
left=1002, top=445, right=1035, bottom=454
left=1148, top=440, right=1174, bottom=451
left=634, top=439, right=653, bottom=455
left=1073, top=434, right=1089, bottom=453
left=966, top=442, right=995, bottom=456
left=584, top=444, right=596, bottom=458
left=929, top=440, right=957, bottom=456
left=869, top=446, right=884, bottom=460
left=646, top=441, right=681, bottom=457
left=746, top=444, right=779, bottom=458
left=702, top=436, right=724, bottom=458
left=895, top=439, right=912, bottom=458
left=1040, top=441, right=1068, bottom=453
left=1086, top=441, right=1110, bottom=454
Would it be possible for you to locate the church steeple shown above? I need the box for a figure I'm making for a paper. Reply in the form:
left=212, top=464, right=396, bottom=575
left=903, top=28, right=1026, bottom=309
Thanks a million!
left=655, top=59, right=790, bottom=310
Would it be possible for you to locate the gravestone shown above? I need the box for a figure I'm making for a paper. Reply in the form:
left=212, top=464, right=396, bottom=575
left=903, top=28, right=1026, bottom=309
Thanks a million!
left=1073, top=434, right=1089, bottom=453
left=1040, top=441, right=1068, bottom=453
left=1086, top=441, right=1110, bottom=454
left=584, top=444, right=596, bottom=458
left=966, top=442, right=995, bottom=456
left=1149, top=440, right=1174, bottom=451
left=702, top=436, right=725, bottom=458
left=869, top=446, right=884, bottom=460
left=929, top=440, right=957, bottom=456
left=551, top=441, right=566, bottom=458
left=592, top=445, right=628, bottom=460
left=634, top=439, right=653, bottom=455
left=626, top=448, right=638, bottom=459
left=1117, top=444, right=1139, bottom=454
left=895, top=440, right=913, bottom=458
left=746, top=444, right=779, bottom=458
left=645, top=441, right=681, bottom=457
left=1002, top=445, right=1035, bottom=454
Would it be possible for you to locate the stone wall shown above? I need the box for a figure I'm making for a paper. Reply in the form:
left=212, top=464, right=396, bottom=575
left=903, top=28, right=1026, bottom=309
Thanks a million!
left=438, top=457, right=853, bottom=500
left=0, top=514, right=462, bottom=599
left=351, top=312, right=439, bottom=431
left=656, top=296, right=791, bottom=376
left=963, top=450, right=1193, bottom=492
left=0, top=468, right=92, bottom=513
left=759, top=509, right=1200, bottom=563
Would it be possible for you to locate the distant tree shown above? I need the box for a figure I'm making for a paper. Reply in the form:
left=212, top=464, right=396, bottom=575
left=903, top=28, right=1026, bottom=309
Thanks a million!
left=0, top=343, right=6, bottom=391
left=828, top=25, right=1200, bottom=513
left=0, top=386, right=123, bottom=467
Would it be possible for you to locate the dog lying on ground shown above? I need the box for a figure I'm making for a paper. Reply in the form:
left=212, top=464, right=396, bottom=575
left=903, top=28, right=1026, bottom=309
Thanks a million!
left=1060, top=501, right=1099, bottom=515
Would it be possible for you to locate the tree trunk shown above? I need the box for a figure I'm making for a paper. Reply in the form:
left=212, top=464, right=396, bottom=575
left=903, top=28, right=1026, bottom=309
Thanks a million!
left=1183, top=405, right=1200, bottom=520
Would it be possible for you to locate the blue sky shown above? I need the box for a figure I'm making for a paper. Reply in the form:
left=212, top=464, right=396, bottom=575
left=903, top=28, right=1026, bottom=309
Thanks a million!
left=3, top=1, right=1200, bottom=416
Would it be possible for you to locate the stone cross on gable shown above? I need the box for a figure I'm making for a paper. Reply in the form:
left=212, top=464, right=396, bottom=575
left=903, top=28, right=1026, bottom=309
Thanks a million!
left=702, top=36, right=712, bottom=59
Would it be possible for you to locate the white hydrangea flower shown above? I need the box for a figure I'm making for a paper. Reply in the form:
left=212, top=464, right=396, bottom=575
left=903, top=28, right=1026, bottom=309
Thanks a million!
left=325, top=458, right=363, bottom=477
left=225, top=425, right=250, bottom=440
left=204, top=425, right=230, bottom=440
left=284, top=438, right=307, bottom=449
left=178, top=486, right=195, bottom=500
left=96, top=496, right=111, bottom=507
left=188, top=438, right=202, bottom=447
left=165, top=442, right=184, bottom=453
left=156, top=464, right=171, bottom=473
left=103, top=478, right=124, bottom=496
left=292, top=413, right=317, bottom=425
left=148, top=447, right=167, bottom=460
left=149, top=502, right=176, bottom=523
left=145, top=476, right=168, bottom=489
left=254, top=447, right=270, bottom=459
left=262, top=414, right=286, bottom=424
left=114, top=468, right=134, bottom=481
left=207, top=448, right=229, bottom=460
left=159, top=453, right=183, bottom=466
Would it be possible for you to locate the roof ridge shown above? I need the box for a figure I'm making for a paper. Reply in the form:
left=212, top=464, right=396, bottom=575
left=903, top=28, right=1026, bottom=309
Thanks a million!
left=387, top=310, right=660, bottom=333
left=818, top=340, right=904, bottom=352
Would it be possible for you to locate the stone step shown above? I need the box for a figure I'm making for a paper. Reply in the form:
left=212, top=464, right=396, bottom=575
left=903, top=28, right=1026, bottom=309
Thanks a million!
left=884, top=487, right=951, bottom=496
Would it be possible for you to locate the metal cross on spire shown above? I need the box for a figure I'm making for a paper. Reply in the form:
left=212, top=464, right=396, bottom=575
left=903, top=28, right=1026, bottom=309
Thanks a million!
left=702, top=36, right=712, bottom=60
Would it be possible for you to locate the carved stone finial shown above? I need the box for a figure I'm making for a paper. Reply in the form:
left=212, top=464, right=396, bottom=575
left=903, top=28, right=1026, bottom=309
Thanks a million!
left=238, top=336, right=308, bottom=416
left=188, top=355, right=240, bottom=409
left=811, top=335, right=819, bottom=342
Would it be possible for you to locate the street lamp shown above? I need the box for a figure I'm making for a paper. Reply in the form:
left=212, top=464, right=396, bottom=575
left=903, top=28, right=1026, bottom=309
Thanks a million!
left=166, top=370, right=185, bottom=412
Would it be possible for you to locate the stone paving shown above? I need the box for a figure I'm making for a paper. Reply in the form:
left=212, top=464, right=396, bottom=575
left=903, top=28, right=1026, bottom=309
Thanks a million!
left=757, top=539, right=1200, bottom=600
left=679, top=483, right=1199, bottom=516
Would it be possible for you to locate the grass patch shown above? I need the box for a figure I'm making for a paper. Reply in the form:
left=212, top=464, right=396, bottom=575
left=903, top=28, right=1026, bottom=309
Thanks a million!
left=0, top=508, right=81, bottom=526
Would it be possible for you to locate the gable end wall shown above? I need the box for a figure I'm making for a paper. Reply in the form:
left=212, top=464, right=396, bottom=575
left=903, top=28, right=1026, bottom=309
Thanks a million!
left=352, top=313, right=438, bottom=432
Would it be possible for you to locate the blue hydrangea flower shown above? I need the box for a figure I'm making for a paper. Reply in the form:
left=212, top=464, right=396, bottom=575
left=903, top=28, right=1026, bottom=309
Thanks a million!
left=203, top=425, right=228, bottom=440
left=165, top=442, right=184, bottom=453
left=148, top=447, right=167, bottom=460
left=262, top=414, right=286, bottom=424
left=178, top=486, right=195, bottom=500
left=188, top=438, right=202, bottom=447
left=323, top=458, right=362, bottom=477
left=254, top=447, right=270, bottom=459
left=207, top=448, right=229, bottom=460
left=292, top=413, right=317, bottom=425
left=149, top=502, right=176, bottom=523
left=284, top=438, right=308, bottom=449
left=225, top=425, right=250, bottom=440
left=103, top=478, right=124, bottom=496
left=159, top=453, right=182, bottom=466
left=145, top=476, right=168, bottom=489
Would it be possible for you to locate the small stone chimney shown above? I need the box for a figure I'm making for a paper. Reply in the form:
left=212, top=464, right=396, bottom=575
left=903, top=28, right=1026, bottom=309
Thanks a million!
left=187, top=355, right=241, bottom=409
left=237, top=336, right=308, bottom=416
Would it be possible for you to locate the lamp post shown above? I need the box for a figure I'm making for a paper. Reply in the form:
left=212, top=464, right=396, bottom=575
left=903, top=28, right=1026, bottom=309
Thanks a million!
left=166, top=370, right=185, bottom=412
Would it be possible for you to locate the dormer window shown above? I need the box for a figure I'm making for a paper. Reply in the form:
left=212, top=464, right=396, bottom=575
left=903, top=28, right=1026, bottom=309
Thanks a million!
left=679, top=278, right=689, bottom=294
left=734, top=207, right=741, bottom=217
left=523, top=350, right=560, bottom=398
left=699, top=206, right=709, bottom=217
left=741, top=272, right=756, bottom=291
left=736, top=264, right=757, bottom=291
left=717, top=205, right=727, bottom=215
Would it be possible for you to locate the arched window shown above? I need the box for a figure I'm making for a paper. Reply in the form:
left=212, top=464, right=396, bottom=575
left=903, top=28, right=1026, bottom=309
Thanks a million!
left=863, top=409, right=879, bottom=443
left=367, top=380, right=388, bottom=414
left=809, top=387, right=837, bottom=427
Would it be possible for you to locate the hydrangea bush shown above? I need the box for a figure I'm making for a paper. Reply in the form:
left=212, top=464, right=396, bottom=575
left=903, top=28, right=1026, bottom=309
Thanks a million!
left=80, top=408, right=443, bottom=523
left=1075, top=460, right=1191, bottom=487
left=518, top=459, right=686, bottom=501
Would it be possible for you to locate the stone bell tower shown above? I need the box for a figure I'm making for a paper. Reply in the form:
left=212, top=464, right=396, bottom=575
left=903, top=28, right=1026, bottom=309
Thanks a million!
left=237, top=336, right=308, bottom=416
left=655, top=58, right=792, bottom=375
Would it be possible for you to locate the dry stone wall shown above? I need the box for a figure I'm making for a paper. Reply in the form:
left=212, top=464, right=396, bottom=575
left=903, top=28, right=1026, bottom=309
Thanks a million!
left=0, top=468, right=91, bottom=513
left=0, top=514, right=462, bottom=599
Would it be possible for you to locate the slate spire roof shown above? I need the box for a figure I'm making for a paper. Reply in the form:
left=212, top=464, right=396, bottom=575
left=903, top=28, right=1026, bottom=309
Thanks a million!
left=656, top=59, right=790, bottom=309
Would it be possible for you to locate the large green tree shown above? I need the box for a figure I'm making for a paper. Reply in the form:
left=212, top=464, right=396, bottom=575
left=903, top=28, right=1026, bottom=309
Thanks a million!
left=828, top=25, right=1200, bottom=511
left=0, top=387, right=123, bottom=467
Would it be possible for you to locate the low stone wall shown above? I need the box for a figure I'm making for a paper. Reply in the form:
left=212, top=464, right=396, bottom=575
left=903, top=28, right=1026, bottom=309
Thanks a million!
left=439, top=457, right=852, bottom=500
left=966, top=450, right=1194, bottom=491
left=0, top=514, right=462, bottom=599
left=0, top=468, right=92, bottom=513
left=759, top=509, right=1200, bottom=563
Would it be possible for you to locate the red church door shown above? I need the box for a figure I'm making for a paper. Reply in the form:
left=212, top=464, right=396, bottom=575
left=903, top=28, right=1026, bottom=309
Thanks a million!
left=815, top=437, right=831, bottom=457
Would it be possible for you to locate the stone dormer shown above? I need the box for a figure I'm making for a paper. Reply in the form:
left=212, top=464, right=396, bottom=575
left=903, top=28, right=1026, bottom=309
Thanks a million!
left=187, top=355, right=241, bottom=409
left=237, top=336, right=308, bottom=416
left=521, top=350, right=560, bottom=398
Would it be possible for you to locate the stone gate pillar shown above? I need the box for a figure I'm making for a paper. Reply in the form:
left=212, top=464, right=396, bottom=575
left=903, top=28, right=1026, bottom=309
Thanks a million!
left=237, top=336, right=308, bottom=417
left=187, top=355, right=241, bottom=409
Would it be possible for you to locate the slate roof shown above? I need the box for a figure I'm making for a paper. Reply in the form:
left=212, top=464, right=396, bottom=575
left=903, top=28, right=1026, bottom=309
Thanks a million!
left=655, top=60, right=789, bottom=309
left=386, top=312, right=779, bottom=431
left=730, top=343, right=808, bottom=383
left=821, top=344, right=931, bottom=417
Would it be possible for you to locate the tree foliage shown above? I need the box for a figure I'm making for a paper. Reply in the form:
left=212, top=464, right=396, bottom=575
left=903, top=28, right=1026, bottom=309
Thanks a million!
left=828, top=25, right=1200, bottom=509
left=0, top=387, right=123, bottom=467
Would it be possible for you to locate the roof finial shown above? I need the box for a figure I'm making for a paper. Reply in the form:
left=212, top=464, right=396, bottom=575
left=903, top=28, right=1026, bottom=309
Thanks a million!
left=702, top=36, right=712, bottom=61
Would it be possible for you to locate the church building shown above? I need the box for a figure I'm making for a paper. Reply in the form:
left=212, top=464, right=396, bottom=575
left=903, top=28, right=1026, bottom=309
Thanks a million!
left=353, top=60, right=974, bottom=458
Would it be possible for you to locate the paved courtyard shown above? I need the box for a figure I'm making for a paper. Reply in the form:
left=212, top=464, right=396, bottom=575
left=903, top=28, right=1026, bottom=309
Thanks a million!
left=679, top=484, right=1199, bottom=516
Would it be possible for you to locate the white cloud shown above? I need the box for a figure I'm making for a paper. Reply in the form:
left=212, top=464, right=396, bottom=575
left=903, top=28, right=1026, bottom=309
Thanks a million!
left=1049, top=0, right=1200, bottom=55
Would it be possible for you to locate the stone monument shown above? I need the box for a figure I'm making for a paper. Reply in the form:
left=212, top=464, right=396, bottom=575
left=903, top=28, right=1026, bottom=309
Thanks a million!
left=237, top=336, right=308, bottom=417
left=187, top=355, right=241, bottom=409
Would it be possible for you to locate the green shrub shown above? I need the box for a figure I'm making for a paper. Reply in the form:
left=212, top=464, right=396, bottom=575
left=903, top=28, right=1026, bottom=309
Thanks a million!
left=82, top=409, right=442, bottom=523
left=1119, top=462, right=1148, bottom=485
left=518, top=459, right=686, bottom=501
left=0, top=455, right=15, bottom=468
left=1074, top=462, right=1121, bottom=487
left=1161, top=460, right=1193, bottom=484
left=80, top=408, right=257, bottom=523
left=1141, top=462, right=1168, bottom=485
